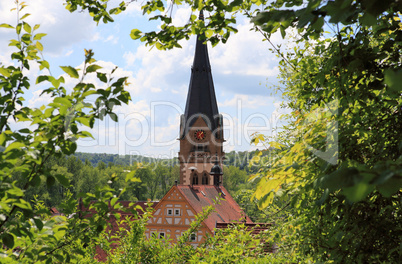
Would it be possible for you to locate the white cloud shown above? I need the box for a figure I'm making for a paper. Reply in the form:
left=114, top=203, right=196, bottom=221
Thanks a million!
left=1, top=2, right=286, bottom=156
left=171, top=6, right=192, bottom=26
left=124, top=1, right=142, bottom=15
left=91, top=32, right=101, bottom=42
left=104, top=35, right=118, bottom=44
left=0, top=0, right=96, bottom=57
left=65, top=50, right=74, bottom=57
left=28, top=90, right=52, bottom=108
left=219, top=94, right=274, bottom=109
left=211, top=20, right=281, bottom=78
left=123, top=51, right=136, bottom=67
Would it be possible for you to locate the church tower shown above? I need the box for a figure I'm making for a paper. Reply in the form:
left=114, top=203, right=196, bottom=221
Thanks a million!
left=178, top=12, right=224, bottom=186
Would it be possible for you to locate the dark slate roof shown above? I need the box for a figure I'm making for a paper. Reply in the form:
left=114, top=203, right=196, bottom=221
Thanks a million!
left=176, top=185, right=253, bottom=232
left=183, top=17, right=219, bottom=135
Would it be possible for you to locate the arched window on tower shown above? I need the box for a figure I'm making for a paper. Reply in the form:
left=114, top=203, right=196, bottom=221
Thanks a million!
left=202, top=173, right=209, bottom=185
left=192, top=173, right=199, bottom=185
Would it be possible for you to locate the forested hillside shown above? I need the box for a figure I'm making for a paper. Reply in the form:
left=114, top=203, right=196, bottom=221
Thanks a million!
left=73, top=149, right=265, bottom=169
left=14, top=151, right=267, bottom=221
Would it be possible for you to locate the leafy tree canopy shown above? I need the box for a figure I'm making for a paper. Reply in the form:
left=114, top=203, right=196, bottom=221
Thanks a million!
left=1, top=0, right=401, bottom=262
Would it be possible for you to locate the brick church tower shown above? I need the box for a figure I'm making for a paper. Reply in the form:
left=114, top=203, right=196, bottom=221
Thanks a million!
left=178, top=12, right=224, bottom=186
left=144, top=13, right=254, bottom=244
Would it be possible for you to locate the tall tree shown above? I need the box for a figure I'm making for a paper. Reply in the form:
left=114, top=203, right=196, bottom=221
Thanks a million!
left=247, top=1, right=402, bottom=263
left=155, top=163, right=169, bottom=197
left=0, top=2, right=131, bottom=262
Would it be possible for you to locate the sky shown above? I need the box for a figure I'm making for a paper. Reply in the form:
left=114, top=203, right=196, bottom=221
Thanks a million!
left=0, top=0, right=288, bottom=159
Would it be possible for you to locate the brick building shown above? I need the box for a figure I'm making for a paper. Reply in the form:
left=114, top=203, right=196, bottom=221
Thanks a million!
left=144, top=11, right=253, bottom=246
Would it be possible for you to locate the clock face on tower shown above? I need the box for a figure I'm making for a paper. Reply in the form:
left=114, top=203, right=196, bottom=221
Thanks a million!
left=194, top=129, right=206, bottom=141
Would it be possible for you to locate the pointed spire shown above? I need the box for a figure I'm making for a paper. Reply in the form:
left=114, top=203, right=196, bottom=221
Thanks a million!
left=183, top=10, right=219, bottom=136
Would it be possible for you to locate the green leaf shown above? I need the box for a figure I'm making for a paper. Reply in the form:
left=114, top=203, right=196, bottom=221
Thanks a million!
left=76, top=117, right=91, bottom=127
left=280, top=25, right=286, bottom=38
left=97, top=72, right=107, bottom=83
left=4, top=142, right=25, bottom=153
left=15, top=199, right=32, bottom=210
left=33, top=33, right=47, bottom=40
left=377, top=178, right=401, bottom=197
left=21, top=13, right=31, bottom=20
left=60, top=66, right=79, bottom=79
left=36, top=41, right=43, bottom=51
left=33, top=217, right=44, bottom=231
left=360, top=13, right=377, bottom=26
left=2, top=233, right=14, bottom=249
left=55, top=174, right=70, bottom=187
left=86, top=64, right=102, bottom=73
left=80, top=130, right=94, bottom=139
left=30, top=175, right=41, bottom=187
left=258, top=192, right=274, bottom=209
left=384, top=69, right=402, bottom=93
left=0, top=67, right=11, bottom=77
left=0, top=23, right=14, bottom=29
left=0, top=132, right=6, bottom=146
left=125, top=171, right=136, bottom=182
left=342, top=182, right=374, bottom=202
left=39, top=60, right=50, bottom=70
left=130, top=29, right=142, bottom=40
left=23, top=22, right=31, bottom=33
left=16, top=23, right=22, bottom=34
left=130, top=177, right=141, bottom=183
left=109, top=113, right=118, bottom=122
left=205, top=29, right=214, bottom=38
left=54, top=97, right=72, bottom=107
left=318, top=168, right=361, bottom=190
left=269, top=141, right=284, bottom=149
left=110, top=197, right=118, bottom=206
left=36, top=75, right=51, bottom=84
left=54, top=254, right=64, bottom=262
left=46, top=175, right=55, bottom=187
left=6, top=186, right=24, bottom=197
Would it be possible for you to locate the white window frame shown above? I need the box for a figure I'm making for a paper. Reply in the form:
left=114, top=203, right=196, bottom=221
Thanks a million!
left=167, top=209, right=173, bottom=216
left=159, top=232, right=165, bottom=239
left=174, top=209, right=180, bottom=216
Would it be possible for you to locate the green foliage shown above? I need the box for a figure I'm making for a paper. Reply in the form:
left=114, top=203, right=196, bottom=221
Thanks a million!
left=248, top=1, right=402, bottom=263
left=0, top=2, right=132, bottom=262
left=5, top=0, right=400, bottom=262
left=79, top=200, right=284, bottom=263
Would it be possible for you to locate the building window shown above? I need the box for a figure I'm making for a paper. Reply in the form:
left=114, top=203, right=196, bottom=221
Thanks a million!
left=192, top=173, right=198, bottom=185
left=193, top=145, right=209, bottom=152
left=202, top=173, right=208, bottom=185
left=159, top=232, right=165, bottom=239
left=189, top=233, right=197, bottom=242
left=174, top=209, right=180, bottom=216
left=167, top=209, right=173, bottom=216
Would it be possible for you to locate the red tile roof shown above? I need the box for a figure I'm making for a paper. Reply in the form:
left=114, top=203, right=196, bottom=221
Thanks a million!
left=50, top=207, right=61, bottom=216
left=176, top=185, right=253, bottom=232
